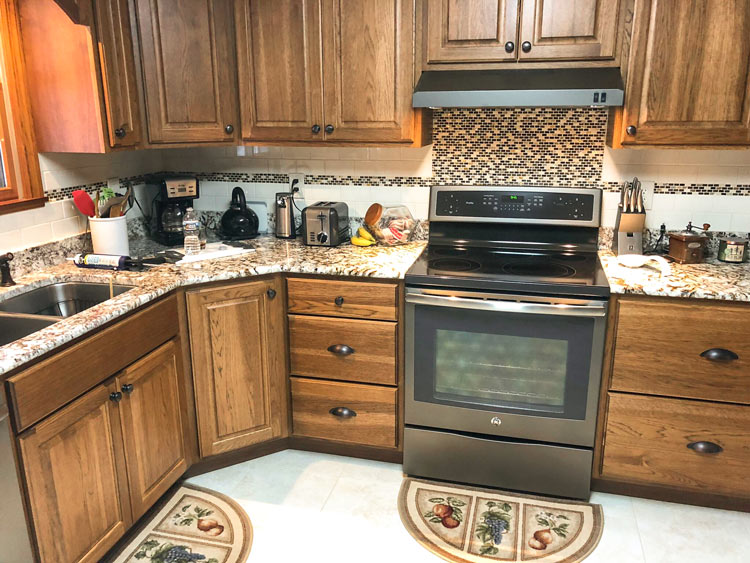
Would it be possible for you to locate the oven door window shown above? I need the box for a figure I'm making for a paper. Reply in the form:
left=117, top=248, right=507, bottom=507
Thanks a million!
left=413, top=304, right=594, bottom=420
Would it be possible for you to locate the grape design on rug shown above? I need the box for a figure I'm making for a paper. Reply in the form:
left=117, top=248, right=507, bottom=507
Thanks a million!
left=130, top=534, right=229, bottom=563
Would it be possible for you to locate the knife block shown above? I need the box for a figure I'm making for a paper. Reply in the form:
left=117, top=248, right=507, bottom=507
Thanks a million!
left=614, top=209, right=646, bottom=255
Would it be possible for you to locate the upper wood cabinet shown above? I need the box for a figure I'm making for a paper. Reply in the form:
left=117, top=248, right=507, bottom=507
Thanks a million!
left=519, top=0, right=620, bottom=60
left=20, top=0, right=142, bottom=152
left=425, top=0, right=519, bottom=63
left=187, top=278, right=288, bottom=457
left=609, top=0, right=750, bottom=147
left=134, top=0, right=240, bottom=144
left=19, top=382, right=132, bottom=563
left=236, top=0, right=426, bottom=144
left=420, top=0, right=622, bottom=67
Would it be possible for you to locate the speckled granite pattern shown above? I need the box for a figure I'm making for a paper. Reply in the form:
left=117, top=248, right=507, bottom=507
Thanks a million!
left=599, top=250, right=750, bottom=301
left=0, top=237, right=426, bottom=377
left=7, top=233, right=92, bottom=277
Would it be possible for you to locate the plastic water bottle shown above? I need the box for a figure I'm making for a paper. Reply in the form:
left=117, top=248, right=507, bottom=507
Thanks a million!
left=183, top=207, right=201, bottom=255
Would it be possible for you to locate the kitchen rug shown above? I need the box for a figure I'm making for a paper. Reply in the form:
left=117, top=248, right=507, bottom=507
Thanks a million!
left=399, top=478, right=603, bottom=563
left=110, top=484, right=252, bottom=563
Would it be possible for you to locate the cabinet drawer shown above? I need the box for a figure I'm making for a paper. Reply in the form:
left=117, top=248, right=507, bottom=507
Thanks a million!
left=291, top=377, right=397, bottom=448
left=289, top=315, right=397, bottom=385
left=8, top=295, right=178, bottom=431
left=601, top=393, right=750, bottom=497
left=287, top=278, right=398, bottom=320
left=611, top=298, right=750, bottom=404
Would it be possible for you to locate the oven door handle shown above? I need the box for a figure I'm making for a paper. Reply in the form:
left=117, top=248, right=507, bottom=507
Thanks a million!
left=405, top=293, right=608, bottom=317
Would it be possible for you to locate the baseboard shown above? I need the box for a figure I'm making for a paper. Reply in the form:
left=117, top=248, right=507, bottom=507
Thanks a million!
left=184, top=438, right=291, bottom=478
left=288, top=436, right=403, bottom=464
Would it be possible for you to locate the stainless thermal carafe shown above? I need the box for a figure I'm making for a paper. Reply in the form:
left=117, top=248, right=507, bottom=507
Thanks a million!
left=275, top=192, right=296, bottom=238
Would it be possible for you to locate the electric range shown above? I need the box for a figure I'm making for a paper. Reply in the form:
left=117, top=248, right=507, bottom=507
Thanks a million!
left=403, top=185, right=610, bottom=500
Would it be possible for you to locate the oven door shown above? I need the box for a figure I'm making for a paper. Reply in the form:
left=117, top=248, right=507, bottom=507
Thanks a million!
left=405, top=287, right=608, bottom=447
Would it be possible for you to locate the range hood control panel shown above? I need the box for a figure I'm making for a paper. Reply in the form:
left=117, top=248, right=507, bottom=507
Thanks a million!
left=431, top=186, right=601, bottom=227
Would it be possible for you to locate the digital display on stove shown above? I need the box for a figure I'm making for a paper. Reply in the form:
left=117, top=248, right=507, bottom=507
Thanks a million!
left=502, top=195, right=524, bottom=202
left=435, top=190, right=595, bottom=222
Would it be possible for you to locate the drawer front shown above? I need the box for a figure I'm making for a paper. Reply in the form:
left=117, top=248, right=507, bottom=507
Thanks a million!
left=601, top=393, right=750, bottom=496
left=287, top=277, right=398, bottom=320
left=611, top=298, right=750, bottom=404
left=8, top=295, right=179, bottom=431
left=291, top=377, right=397, bottom=448
left=289, top=315, right=397, bottom=385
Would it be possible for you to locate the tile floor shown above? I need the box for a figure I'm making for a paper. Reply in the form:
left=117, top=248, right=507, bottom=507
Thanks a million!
left=187, top=450, right=750, bottom=563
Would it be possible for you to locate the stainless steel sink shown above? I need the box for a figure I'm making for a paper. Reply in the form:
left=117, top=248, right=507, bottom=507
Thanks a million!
left=0, top=314, right=57, bottom=347
left=0, top=282, right=133, bottom=318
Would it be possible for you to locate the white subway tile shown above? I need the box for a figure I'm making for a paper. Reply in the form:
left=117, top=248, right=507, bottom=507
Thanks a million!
left=308, top=147, right=339, bottom=160
left=267, top=159, right=297, bottom=173
left=21, top=223, right=53, bottom=247
left=656, top=164, right=697, bottom=184
left=281, top=147, right=312, bottom=160
left=295, top=160, right=325, bottom=175
left=60, top=199, right=79, bottom=218
left=336, top=148, right=369, bottom=161
left=694, top=166, right=739, bottom=185
left=729, top=213, right=750, bottom=231
left=324, top=160, right=355, bottom=176
left=51, top=217, right=83, bottom=239
left=0, top=229, right=22, bottom=251
left=738, top=167, right=750, bottom=184
left=368, top=148, right=402, bottom=160
left=400, top=145, right=433, bottom=161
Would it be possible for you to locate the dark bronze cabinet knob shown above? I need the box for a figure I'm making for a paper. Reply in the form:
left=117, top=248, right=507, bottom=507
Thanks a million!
left=109, top=391, right=123, bottom=403
left=334, top=296, right=344, bottom=306
left=329, top=406, right=357, bottom=418
left=687, top=441, right=723, bottom=454
left=700, top=348, right=738, bottom=362
left=324, top=124, right=334, bottom=134
left=267, top=288, right=277, bottom=299
left=311, top=124, right=321, bottom=134
left=504, top=41, right=515, bottom=53
left=626, top=125, right=637, bottom=136
left=327, top=344, right=355, bottom=356
left=521, top=41, right=532, bottom=53
left=114, top=127, right=126, bottom=138
left=121, top=384, right=134, bottom=395
left=224, top=124, right=234, bottom=134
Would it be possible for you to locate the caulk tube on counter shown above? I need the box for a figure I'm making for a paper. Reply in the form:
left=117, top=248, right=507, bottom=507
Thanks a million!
left=72, top=253, right=137, bottom=270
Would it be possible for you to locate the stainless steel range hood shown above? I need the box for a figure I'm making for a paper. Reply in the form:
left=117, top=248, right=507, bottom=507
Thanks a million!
left=413, top=68, right=624, bottom=108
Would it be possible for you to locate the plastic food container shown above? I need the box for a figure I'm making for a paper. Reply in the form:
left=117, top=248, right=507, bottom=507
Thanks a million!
left=364, top=203, right=416, bottom=245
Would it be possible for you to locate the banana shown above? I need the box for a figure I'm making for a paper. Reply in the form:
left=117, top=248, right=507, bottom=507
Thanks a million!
left=358, top=227, right=376, bottom=243
left=351, top=236, right=376, bottom=247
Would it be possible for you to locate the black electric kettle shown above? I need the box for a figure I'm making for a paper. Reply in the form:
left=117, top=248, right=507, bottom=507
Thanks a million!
left=220, top=187, right=259, bottom=240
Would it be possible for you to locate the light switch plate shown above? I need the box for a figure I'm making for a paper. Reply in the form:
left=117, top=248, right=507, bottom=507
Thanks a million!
left=107, top=177, right=120, bottom=191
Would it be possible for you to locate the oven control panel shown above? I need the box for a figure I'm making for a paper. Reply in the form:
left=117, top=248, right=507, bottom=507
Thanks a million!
left=433, top=187, right=599, bottom=224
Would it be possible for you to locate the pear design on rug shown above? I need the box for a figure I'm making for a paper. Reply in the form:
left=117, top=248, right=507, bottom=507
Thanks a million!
left=399, top=478, right=603, bottom=563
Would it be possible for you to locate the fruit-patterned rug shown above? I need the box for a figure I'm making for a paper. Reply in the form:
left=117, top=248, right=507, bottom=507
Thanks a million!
left=110, top=484, right=252, bottom=563
left=398, top=478, right=603, bottom=563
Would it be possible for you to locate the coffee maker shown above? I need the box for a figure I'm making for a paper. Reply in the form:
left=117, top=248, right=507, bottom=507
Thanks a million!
left=152, top=175, right=199, bottom=245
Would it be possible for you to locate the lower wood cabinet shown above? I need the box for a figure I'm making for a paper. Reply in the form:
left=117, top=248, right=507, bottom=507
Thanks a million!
left=187, top=277, right=288, bottom=456
left=18, top=337, right=187, bottom=563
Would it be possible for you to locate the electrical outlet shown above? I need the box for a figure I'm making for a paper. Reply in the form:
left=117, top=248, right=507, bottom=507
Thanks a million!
left=289, top=173, right=304, bottom=195
left=639, top=181, right=654, bottom=210
left=106, top=177, right=120, bottom=191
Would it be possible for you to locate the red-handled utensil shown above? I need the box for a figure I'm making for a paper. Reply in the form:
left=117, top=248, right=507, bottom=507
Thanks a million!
left=72, top=190, right=95, bottom=217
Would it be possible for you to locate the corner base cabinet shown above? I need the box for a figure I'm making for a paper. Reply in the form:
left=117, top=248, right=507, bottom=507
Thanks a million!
left=187, top=277, right=288, bottom=457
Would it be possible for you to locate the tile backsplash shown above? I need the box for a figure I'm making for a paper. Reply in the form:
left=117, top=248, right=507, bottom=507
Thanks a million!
left=3, top=107, right=750, bottom=255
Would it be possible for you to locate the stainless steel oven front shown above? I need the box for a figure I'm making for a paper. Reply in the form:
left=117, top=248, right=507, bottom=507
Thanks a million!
left=404, top=287, right=608, bottom=448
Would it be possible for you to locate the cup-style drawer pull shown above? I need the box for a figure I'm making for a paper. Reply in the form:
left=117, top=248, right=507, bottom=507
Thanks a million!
left=329, top=406, right=357, bottom=418
left=327, top=344, right=355, bottom=356
left=700, top=348, right=739, bottom=362
left=687, top=441, right=723, bottom=454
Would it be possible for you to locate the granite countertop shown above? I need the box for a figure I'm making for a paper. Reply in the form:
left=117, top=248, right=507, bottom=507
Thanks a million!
left=599, top=251, right=750, bottom=302
left=0, top=236, right=427, bottom=377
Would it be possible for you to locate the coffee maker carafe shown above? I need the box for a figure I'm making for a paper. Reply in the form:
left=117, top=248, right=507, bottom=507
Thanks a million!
left=152, top=176, right=199, bottom=246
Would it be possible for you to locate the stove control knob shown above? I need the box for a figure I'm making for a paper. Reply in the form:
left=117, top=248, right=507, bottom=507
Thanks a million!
left=490, top=416, right=502, bottom=426
left=316, top=231, right=329, bottom=244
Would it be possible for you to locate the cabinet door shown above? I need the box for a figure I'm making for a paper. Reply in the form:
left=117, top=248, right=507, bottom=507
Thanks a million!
left=425, top=0, right=520, bottom=63
left=117, top=339, right=187, bottom=520
left=235, top=0, right=324, bottom=141
left=93, top=0, right=142, bottom=148
left=613, top=0, right=750, bottom=147
left=519, top=0, right=620, bottom=60
left=187, top=278, right=288, bottom=456
left=19, top=382, right=131, bottom=563
left=134, top=0, right=239, bottom=143
left=321, top=0, right=416, bottom=142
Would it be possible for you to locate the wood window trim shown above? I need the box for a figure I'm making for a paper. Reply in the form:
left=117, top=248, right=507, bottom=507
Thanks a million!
left=0, top=0, right=45, bottom=215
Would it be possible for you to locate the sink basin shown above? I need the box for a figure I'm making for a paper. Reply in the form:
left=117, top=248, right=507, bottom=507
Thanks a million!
left=0, top=314, right=57, bottom=347
left=0, top=282, right=133, bottom=318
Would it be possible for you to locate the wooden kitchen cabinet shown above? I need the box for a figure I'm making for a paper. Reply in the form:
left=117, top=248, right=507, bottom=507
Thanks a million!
left=187, top=278, right=288, bottom=457
left=420, top=0, right=622, bottom=67
left=116, top=339, right=188, bottom=520
left=609, top=0, right=750, bottom=147
left=235, top=0, right=427, bottom=145
left=20, top=0, right=142, bottom=152
left=134, top=0, right=239, bottom=144
left=19, top=381, right=132, bottom=563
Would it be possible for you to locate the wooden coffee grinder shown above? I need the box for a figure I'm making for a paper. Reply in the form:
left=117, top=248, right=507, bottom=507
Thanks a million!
left=668, top=222, right=710, bottom=264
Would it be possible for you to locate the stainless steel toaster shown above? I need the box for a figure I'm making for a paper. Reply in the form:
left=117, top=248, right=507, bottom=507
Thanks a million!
left=301, top=202, right=350, bottom=246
